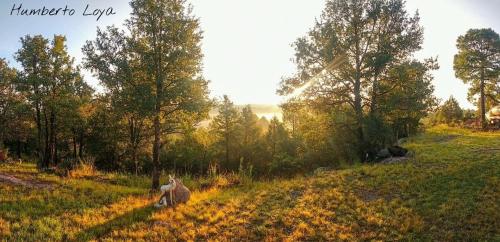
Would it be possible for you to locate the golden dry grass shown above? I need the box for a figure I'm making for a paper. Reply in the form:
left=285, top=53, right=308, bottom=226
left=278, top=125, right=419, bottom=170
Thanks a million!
left=0, top=125, right=499, bottom=241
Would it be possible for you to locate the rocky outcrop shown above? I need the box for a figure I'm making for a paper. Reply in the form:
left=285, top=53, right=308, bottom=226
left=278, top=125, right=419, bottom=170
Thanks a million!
left=376, top=145, right=412, bottom=164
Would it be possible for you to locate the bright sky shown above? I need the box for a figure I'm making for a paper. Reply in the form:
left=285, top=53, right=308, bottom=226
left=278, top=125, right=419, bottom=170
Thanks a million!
left=0, top=0, right=498, bottom=109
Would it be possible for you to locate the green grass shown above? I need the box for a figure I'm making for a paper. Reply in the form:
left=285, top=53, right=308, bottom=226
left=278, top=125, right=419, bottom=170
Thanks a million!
left=0, top=125, right=498, bottom=241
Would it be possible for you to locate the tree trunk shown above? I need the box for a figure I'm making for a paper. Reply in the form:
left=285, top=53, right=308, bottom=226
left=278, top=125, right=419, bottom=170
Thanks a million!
left=43, top=112, right=51, bottom=167
left=54, top=131, right=58, bottom=165
left=480, top=68, right=486, bottom=129
left=134, top=151, right=138, bottom=176
left=152, top=70, right=162, bottom=190
left=35, top=93, right=44, bottom=168
left=129, top=118, right=139, bottom=176
left=78, top=132, right=84, bottom=159
left=31, top=61, right=44, bottom=169
left=201, top=150, right=206, bottom=175
left=152, top=114, right=161, bottom=190
left=354, top=71, right=365, bottom=161
left=151, top=20, right=164, bottom=191
left=225, top=133, right=229, bottom=166
left=17, top=140, right=22, bottom=159
left=50, top=111, right=57, bottom=165
left=370, top=73, right=379, bottom=114
left=73, top=132, right=77, bottom=159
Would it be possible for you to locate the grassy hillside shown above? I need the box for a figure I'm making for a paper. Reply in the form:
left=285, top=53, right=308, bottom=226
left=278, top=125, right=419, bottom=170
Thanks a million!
left=0, top=126, right=498, bottom=241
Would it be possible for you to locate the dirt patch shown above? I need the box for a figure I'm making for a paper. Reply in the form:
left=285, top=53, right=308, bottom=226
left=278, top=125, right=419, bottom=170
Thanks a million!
left=0, top=173, right=53, bottom=188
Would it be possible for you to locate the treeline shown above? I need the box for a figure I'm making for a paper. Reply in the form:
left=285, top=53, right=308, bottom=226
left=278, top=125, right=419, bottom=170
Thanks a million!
left=1, top=0, right=498, bottom=186
left=0, top=36, right=93, bottom=169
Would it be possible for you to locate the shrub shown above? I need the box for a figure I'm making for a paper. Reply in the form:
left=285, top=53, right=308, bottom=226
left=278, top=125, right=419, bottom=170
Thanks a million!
left=435, top=96, right=463, bottom=125
left=238, top=159, right=253, bottom=184
left=268, top=154, right=303, bottom=177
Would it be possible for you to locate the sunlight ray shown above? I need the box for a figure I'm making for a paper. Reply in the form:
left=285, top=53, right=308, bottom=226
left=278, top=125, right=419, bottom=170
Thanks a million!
left=286, top=54, right=347, bottom=99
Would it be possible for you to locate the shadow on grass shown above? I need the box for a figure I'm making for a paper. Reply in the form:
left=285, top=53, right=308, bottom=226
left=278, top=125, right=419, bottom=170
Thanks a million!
left=73, top=204, right=156, bottom=241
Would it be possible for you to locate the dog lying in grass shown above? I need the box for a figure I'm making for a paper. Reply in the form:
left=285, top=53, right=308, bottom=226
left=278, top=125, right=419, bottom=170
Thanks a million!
left=155, top=175, right=191, bottom=208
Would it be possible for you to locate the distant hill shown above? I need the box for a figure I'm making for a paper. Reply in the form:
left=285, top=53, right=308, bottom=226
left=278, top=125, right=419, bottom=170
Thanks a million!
left=209, top=104, right=282, bottom=120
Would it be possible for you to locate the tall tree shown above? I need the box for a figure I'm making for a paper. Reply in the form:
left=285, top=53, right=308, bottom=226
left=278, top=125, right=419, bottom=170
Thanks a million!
left=211, top=95, right=240, bottom=170
left=454, top=28, right=500, bottom=128
left=15, top=35, right=51, bottom=168
left=278, top=0, right=423, bottom=160
left=266, top=117, right=289, bottom=159
left=379, top=59, right=438, bottom=138
left=44, top=36, right=79, bottom=165
left=127, top=0, right=210, bottom=189
left=83, top=26, right=152, bottom=175
left=239, top=105, right=263, bottom=163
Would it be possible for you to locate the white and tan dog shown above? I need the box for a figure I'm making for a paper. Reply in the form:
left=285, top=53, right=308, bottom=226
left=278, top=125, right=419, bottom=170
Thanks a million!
left=155, top=174, right=191, bottom=208
left=156, top=175, right=177, bottom=207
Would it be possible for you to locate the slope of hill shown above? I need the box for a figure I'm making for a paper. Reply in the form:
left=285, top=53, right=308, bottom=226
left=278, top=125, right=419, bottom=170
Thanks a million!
left=0, top=126, right=498, bottom=241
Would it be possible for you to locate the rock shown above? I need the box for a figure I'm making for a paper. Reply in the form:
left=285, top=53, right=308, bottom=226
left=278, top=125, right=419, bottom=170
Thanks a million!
left=376, top=148, right=391, bottom=159
left=388, top=145, right=408, bottom=157
left=174, top=180, right=191, bottom=204
left=397, top=138, right=409, bottom=145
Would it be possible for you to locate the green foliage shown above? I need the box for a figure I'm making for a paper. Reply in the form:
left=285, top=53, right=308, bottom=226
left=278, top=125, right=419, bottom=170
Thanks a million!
left=379, top=59, right=439, bottom=138
left=55, top=157, right=77, bottom=176
left=0, top=58, right=31, bottom=150
left=129, top=0, right=212, bottom=189
left=239, top=105, right=264, bottom=165
left=454, top=28, right=500, bottom=126
left=86, top=96, right=128, bottom=171
left=435, top=96, right=464, bottom=125
left=15, top=35, right=94, bottom=168
left=210, top=95, right=242, bottom=170
left=238, top=159, right=254, bottom=184
left=82, top=25, right=152, bottom=175
left=278, top=0, right=430, bottom=161
left=82, top=0, right=212, bottom=187
left=363, top=114, right=393, bottom=153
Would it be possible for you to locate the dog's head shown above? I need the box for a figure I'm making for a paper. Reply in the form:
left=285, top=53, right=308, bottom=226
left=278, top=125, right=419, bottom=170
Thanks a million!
left=168, top=174, right=175, bottom=184
left=160, top=175, right=177, bottom=193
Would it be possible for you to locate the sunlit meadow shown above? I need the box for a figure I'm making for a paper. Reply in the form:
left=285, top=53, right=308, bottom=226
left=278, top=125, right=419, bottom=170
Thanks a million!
left=0, top=125, right=498, bottom=241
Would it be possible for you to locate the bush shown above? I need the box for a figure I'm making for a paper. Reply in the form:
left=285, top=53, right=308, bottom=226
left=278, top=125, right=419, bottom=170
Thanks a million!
left=238, top=159, right=253, bottom=184
left=55, top=157, right=77, bottom=176
left=435, top=96, right=463, bottom=125
left=268, top=154, right=303, bottom=177
left=55, top=157, right=99, bottom=178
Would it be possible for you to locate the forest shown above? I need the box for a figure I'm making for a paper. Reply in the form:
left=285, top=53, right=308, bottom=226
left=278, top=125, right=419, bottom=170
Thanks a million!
left=0, top=0, right=499, bottom=240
